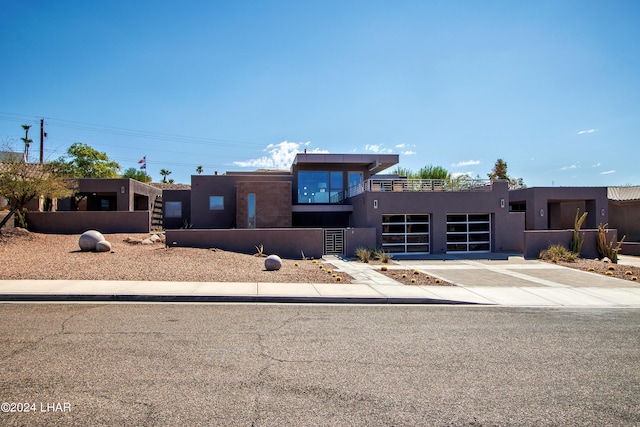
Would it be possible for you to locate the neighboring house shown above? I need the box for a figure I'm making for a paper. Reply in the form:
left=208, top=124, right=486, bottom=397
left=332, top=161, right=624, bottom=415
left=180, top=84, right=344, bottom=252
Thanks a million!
left=607, top=186, right=640, bottom=255
left=26, top=178, right=163, bottom=233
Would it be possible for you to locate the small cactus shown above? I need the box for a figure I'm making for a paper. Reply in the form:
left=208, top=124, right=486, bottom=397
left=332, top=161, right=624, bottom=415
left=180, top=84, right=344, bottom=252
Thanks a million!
left=413, top=270, right=420, bottom=275
left=381, top=265, right=388, bottom=271
left=605, top=271, right=613, bottom=276
left=336, top=276, right=342, bottom=282
left=411, top=278, right=417, bottom=283
left=608, top=265, right=615, bottom=271
left=625, top=270, right=633, bottom=275
left=401, top=273, right=407, bottom=278
left=327, top=269, right=333, bottom=274
left=587, top=267, right=595, bottom=272
left=631, top=276, right=638, bottom=281
left=435, top=279, right=442, bottom=284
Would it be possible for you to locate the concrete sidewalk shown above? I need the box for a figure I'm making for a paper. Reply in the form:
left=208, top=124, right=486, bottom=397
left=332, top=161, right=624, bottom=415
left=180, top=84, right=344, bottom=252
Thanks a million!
left=1, top=256, right=639, bottom=307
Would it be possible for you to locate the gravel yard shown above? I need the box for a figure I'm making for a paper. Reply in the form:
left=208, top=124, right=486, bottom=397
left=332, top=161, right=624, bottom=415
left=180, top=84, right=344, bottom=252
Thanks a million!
left=0, top=230, right=354, bottom=284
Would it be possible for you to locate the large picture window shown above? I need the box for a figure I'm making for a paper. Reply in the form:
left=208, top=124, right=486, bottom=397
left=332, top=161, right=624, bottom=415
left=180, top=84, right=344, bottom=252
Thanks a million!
left=297, top=171, right=343, bottom=203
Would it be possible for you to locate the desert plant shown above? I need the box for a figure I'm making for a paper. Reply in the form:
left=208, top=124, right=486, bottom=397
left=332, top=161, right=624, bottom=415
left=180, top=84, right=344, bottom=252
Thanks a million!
left=377, top=250, right=393, bottom=264
left=596, top=223, right=625, bottom=263
left=354, top=247, right=372, bottom=263
left=254, top=244, right=266, bottom=257
left=570, top=209, right=588, bottom=255
left=539, top=244, right=577, bottom=263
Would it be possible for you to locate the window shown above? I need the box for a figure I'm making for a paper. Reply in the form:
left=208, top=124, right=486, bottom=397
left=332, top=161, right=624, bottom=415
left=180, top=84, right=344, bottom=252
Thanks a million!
left=297, top=171, right=343, bottom=203
left=165, top=201, right=182, bottom=218
left=209, top=196, right=224, bottom=210
left=248, top=193, right=256, bottom=229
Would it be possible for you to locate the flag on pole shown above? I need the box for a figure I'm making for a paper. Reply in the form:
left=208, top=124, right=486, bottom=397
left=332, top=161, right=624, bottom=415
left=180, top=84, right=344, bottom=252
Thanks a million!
left=138, top=156, right=146, bottom=170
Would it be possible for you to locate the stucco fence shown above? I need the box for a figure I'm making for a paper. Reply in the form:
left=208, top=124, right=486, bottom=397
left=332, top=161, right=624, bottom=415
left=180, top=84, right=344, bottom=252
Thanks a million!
left=523, top=229, right=621, bottom=259
left=25, top=211, right=152, bottom=234
left=166, top=228, right=376, bottom=259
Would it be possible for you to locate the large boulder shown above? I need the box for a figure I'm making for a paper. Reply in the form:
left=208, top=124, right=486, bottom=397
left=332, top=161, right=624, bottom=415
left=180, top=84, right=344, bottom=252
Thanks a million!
left=79, top=230, right=105, bottom=252
left=264, top=254, right=283, bottom=271
left=95, top=240, right=112, bottom=252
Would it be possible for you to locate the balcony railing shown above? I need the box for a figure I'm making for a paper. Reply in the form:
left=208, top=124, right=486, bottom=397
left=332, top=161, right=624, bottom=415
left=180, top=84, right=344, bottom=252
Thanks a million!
left=344, top=178, right=493, bottom=199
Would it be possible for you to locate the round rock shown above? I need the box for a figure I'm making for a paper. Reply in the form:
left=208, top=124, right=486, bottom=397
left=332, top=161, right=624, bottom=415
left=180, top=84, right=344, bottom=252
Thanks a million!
left=264, top=254, right=283, bottom=271
left=95, top=240, right=112, bottom=252
left=79, top=230, right=105, bottom=252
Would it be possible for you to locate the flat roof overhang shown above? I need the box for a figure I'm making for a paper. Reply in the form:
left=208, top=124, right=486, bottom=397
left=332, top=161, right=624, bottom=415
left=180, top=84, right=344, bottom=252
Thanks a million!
left=292, top=153, right=399, bottom=174
left=291, top=205, right=354, bottom=213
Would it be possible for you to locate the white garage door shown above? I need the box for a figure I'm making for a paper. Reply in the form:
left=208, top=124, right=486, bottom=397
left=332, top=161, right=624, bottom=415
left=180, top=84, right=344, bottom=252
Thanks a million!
left=382, top=214, right=430, bottom=254
left=446, top=213, right=491, bottom=253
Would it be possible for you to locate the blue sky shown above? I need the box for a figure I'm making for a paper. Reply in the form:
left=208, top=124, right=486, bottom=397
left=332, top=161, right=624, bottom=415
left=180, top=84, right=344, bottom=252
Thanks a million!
left=1, top=1, right=638, bottom=186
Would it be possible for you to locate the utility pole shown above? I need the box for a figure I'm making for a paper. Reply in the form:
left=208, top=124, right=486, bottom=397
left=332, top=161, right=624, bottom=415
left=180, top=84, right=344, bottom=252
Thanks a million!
left=40, top=119, right=46, bottom=164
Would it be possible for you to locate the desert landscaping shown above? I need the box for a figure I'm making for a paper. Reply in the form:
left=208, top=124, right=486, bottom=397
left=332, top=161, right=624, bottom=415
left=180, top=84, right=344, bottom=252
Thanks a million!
left=0, top=229, right=353, bottom=284
left=1, top=229, right=639, bottom=286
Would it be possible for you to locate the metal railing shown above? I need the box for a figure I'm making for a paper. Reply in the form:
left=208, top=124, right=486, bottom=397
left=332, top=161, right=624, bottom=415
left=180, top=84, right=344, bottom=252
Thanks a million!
left=345, top=178, right=493, bottom=199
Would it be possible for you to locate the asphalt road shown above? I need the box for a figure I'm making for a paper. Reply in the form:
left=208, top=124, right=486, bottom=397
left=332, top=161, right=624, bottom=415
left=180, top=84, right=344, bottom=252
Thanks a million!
left=0, top=304, right=638, bottom=426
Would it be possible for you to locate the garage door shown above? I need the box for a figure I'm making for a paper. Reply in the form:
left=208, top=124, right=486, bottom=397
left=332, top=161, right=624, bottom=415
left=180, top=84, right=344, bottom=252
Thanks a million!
left=446, top=213, right=491, bottom=253
left=382, top=214, right=430, bottom=254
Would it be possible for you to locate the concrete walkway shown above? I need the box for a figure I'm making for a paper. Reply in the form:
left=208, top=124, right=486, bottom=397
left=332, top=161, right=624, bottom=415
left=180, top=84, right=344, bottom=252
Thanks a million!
left=1, top=256, right=640, bottom=307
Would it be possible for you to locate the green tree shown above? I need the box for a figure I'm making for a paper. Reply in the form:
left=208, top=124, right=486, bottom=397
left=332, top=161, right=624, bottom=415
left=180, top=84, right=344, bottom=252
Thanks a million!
left=196, top=165, right=203, bottom=175
left=0, top=150, right=76, bottom=229
left=418, top=164, right=450, bottom=180
left=52, top=143, right=120, bottom=178
left=122, top=167, right=152, bottom=183
left=391, top=166, right=416, bottom=178
left=488, top=159, right=509, bottom=181
left=159, top=169, right=172, bottom=183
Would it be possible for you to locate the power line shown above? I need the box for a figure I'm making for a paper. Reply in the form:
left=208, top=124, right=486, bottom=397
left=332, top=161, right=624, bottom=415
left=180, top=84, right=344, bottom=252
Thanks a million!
left=0, top=112, right=267, bottom=149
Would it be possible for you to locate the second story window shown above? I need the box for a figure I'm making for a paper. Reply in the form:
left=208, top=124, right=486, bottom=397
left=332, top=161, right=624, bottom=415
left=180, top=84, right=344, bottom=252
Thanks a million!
left=297, top=171, right=343, bottom=203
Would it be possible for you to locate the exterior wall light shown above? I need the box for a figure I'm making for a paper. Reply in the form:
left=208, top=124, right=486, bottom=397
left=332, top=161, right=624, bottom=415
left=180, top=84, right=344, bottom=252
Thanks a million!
left=373, top=199, right=378, bottom=209
left=601, top=208, right=605, bottom=216
left=539, top=209, right=544, bottom=217
left=121, top=186, right=125, bottom=194
left=500, top=198, right=505, bottom=208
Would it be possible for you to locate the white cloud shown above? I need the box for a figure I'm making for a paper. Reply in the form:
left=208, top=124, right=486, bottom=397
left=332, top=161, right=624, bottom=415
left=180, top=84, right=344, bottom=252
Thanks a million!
left=578, top=128, right=597, bottom=135
left=561, top=164, right=578, bottom=170
left=451, top=160, right=480, bottom=167
left=592, top=162, right=602, bottom=167
left=451, top=172, right=474, bottom=179
left=600, top=170, right=616, bottom=175
left=401, top=150, right=417, bottom=156
left=233, top=141, right=327, bottom=169
left=365, top=144, right=393, bottom=154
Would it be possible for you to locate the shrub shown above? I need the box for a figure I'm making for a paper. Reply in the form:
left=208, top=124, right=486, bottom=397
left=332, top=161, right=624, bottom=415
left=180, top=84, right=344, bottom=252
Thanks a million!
left=377, top=251, right=393, bottom=264
left=539, top=244, right=576, bottom=263
left=354, top=247, right=372, bottom=263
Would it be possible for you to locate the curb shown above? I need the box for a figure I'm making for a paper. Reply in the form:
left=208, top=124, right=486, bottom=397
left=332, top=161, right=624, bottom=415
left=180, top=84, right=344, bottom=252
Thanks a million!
left=0, top=293, right=481, bottom=305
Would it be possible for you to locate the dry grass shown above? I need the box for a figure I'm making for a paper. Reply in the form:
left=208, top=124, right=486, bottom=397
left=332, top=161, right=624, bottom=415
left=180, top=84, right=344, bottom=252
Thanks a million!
left=0, top=229, right=353, bottom=284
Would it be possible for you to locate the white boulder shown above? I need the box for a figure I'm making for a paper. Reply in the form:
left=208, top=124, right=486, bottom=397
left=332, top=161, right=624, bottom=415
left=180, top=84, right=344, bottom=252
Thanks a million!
left=79, top=230, right=105, bottom=252
left=265, top=254, right=283, bottom=271
left=95, top=240, right=112, bottom=252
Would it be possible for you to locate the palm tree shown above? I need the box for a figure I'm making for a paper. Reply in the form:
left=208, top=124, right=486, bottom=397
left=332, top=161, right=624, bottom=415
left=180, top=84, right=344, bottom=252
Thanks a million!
left=159, top=169, right=172, bottom=183
left=196, top=165, right=203, bottom=175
